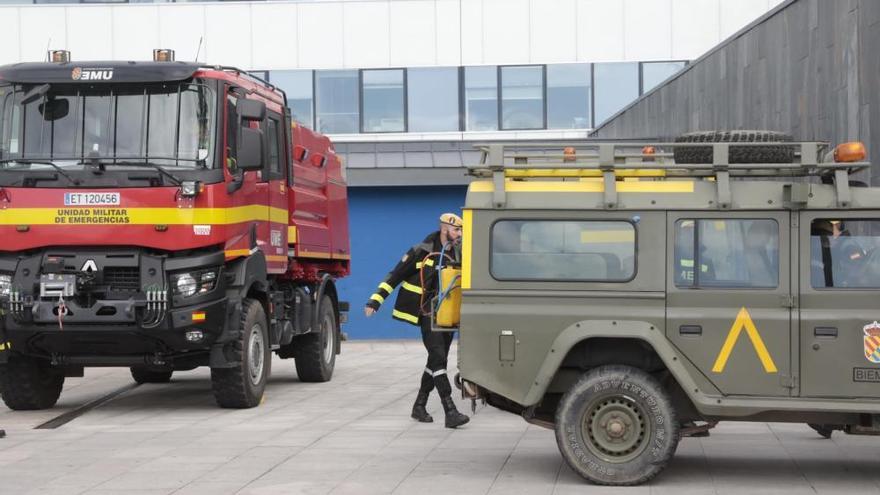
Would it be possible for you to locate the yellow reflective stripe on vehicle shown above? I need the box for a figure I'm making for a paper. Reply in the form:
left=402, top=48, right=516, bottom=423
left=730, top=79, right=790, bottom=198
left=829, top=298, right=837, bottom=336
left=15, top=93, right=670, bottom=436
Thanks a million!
left=392, top=309, right=419, bottom=324
left=401, top=281, right=423, bottom=294
left=288, top=226, right=298, bottom=243
left=0, top=206, right=289, bottom=225
left=580, top=230, right=635, bottom=243
left=370, top=293, right=385, bottom=304
left=462, top=209, right=472, bottom=289
left=469, top=180, right=694, bottom=194
left=506, top=169, right=667, bottom=178
left=379, top=282, right=393, bottom=293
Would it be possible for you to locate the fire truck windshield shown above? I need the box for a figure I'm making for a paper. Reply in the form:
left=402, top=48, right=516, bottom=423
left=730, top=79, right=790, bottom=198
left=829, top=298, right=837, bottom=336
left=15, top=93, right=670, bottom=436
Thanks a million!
left=0, top=81, right=217, bottom=170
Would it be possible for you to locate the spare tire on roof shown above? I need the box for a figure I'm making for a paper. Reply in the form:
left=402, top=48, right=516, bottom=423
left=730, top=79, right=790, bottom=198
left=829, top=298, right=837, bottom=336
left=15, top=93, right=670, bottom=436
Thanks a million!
left=673, top=130, right=794, bottom=164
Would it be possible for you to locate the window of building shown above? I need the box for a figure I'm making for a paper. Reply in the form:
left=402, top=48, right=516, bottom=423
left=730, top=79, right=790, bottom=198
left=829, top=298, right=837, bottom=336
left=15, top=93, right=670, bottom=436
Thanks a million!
left=407, top=67, right=459, bottom=132
left=675, top=219, right=779, bottom=288
left=500, top=66, right=544, bottom=130
left=810, top=219, right=880, bottom=289
left=641, top=61, right=687, bottom=94
left=593, top=62, right=638, bottom=125
left=361, top=69, right=404, bottom=133
left=547, top=64, right=591, bottom=129
left=269, top=70, right=313, bottom=129
left=464, top=66, right=498, bottom=131
left=315, top=70, right=359, bottom=134
left=492, top=220, right=635, bottom=281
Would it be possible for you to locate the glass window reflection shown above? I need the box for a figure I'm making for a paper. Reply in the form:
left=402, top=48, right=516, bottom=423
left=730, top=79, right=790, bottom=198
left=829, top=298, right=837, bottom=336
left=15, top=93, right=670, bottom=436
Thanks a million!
left=593, top=62, right=638, bottom=125
left=315, top=70, right=359, bottom=134
left=362, top=69, right=404, bottom=133
left=641, top=61, right=686, bottom=94
left=465, top=66, right=498, bottom=131
left=501, top=66, right=544, bottom=130
left=547, top=64, right=591, bottom=129
left=271, top=70, right=313, bottom=129
left=407, top=68, right=459, bottom=132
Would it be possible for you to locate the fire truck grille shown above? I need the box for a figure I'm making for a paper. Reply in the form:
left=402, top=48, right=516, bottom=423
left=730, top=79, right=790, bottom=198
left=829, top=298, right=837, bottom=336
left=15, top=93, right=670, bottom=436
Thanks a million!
left=104, top=267, right=140, bottom=292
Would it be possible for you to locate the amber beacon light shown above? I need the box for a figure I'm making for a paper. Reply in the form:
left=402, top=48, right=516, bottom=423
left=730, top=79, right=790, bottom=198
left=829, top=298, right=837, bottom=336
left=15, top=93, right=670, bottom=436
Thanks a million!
left=834, top=141, right=867, bottom=163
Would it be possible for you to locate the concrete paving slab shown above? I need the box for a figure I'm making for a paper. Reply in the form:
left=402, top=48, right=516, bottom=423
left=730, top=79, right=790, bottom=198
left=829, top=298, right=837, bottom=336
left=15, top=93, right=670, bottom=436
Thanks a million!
left=0, top=342, right=879, bottom=495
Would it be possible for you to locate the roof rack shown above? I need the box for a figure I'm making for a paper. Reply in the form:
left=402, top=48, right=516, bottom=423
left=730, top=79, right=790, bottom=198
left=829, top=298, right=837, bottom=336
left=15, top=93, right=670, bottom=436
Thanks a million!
left=468, top=141, right=870, bottom=210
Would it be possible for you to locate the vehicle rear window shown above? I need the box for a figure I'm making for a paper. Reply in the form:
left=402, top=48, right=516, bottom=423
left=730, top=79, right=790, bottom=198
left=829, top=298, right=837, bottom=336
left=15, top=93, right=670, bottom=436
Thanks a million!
left=491, top=220, right=635, bottom=281
left=811, top=219, right=880, bottom=289
left=674, top=219, right=779, bottom=288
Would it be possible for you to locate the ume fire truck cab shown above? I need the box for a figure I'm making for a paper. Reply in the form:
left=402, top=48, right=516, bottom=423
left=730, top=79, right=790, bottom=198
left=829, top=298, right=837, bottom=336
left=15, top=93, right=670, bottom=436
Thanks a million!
left=0, top=50, right=350, bottom=409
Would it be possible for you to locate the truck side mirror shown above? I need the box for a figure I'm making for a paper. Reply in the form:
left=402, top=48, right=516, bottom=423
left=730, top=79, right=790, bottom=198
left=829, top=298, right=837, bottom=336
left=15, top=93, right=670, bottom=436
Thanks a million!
left=237, top=126, right=264, bottom=171
left=237, top=99, right=266, bottom=121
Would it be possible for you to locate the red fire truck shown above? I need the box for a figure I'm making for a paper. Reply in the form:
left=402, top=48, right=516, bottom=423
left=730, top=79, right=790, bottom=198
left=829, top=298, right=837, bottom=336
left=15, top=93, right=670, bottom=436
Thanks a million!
left=0, top=50, right=350, bottom=409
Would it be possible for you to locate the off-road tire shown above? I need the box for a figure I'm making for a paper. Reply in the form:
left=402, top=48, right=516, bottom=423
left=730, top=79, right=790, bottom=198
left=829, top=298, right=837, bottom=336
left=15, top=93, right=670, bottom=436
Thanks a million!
left=0, top=355, right=64, bottom=410
left=555, top=365, right=679, bottom=486
left=294, top=295, right=337, bottom=382
left=129, top=367, right=173, bottom=384
left=211, top=298, right=271, bottom=408
left=674, top=130, right=794, bottom=164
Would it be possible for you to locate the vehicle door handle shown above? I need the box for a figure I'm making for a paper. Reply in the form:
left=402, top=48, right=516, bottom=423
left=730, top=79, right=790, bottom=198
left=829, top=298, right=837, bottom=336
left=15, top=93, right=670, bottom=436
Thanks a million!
left=679, top=325, right=702, bottom=336
left=814, top=327, right=838, bottom=338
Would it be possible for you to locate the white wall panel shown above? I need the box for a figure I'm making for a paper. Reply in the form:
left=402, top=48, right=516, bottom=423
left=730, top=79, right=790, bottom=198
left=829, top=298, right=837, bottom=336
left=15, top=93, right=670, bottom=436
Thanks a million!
left=111, top=6, right=159, bottom=62
left=298, top=2, right=344, bottom=69
left=672, top=0, right=720, bottom=60
left=66, top=7, right=113, bottom=61
left=20, top=7, right=66, bottom=63
left=389, top=1, right=436, bottom=67
left=205, top=5, right=251, bottom=68
left=345, top=1, right=389, bottom=68
left=530, top=0, right=576, bottom=63
left=624, top=0, right=672, bottom=60
left=0, top=8, right=21, bottom=65
left=459, top=0, right=483, bottom=65
left=435, top=0, right=462, bottom=66
left=482, top=0, right=529, bottom=65
left=158, top=6, right=205, bottom=64
left=720, top=0, right=770, bottom=40
left=576, top=0, right=624, bottom=62
left=251, top=3, right=297, bottom=70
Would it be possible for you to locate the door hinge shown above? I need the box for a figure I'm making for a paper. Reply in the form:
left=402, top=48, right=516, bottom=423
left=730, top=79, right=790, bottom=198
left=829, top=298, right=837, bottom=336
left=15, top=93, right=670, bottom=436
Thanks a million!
left=780, top=374, right=798, bottom=388
left=780, top=295, right=797, bottom=308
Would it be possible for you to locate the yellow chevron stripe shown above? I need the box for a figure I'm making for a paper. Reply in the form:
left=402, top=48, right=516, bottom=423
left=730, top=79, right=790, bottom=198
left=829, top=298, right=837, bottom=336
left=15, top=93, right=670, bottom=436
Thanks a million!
left=0, top=206, right=289, bottom=225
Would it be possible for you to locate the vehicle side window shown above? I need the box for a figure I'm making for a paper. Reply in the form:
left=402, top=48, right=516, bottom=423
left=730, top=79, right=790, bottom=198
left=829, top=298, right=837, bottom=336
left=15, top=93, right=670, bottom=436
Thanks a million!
left=267, top=118, right=280, bottom=175
left=225, top=93, right=238, bottom=172
left=491, top=220, right=635, bottom=281
left=675, top=219, right=778, bottom=288
left=811, top=219, right=880, bottom=288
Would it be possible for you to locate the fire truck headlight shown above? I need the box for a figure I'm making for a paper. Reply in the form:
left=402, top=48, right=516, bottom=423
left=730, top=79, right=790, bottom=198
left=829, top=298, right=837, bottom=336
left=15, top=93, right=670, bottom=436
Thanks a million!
left=0, top=274, right=11, bottom=298
left=171, top=268, right=219, bottom=298
left=180, top=181, right=200, bottom=198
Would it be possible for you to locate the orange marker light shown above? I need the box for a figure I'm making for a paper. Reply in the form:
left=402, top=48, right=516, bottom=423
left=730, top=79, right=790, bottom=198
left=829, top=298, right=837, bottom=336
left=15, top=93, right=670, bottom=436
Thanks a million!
left=834, top=142, right=866, bottom=163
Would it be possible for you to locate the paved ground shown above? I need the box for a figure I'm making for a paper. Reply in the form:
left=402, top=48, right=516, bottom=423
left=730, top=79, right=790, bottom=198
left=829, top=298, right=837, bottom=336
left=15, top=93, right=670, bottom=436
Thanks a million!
left=1, top=341, right=879, bottom=495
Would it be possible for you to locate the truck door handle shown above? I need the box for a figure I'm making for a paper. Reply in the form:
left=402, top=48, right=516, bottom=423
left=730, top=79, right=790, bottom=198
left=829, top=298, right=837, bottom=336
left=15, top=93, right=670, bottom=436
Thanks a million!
left=814, top=327, right=838, bottom=338
left=679, top=325, right=702, bottom=336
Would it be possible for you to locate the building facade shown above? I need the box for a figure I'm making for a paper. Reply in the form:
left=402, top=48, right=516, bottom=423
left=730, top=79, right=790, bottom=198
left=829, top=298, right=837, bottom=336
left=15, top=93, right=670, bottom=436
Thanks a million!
left=0, top=0, right=782, bottom=337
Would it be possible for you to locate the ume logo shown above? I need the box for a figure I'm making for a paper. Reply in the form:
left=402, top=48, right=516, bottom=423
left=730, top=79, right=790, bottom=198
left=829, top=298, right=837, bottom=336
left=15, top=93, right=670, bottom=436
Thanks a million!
left=71, top=67, right=114, bottom=81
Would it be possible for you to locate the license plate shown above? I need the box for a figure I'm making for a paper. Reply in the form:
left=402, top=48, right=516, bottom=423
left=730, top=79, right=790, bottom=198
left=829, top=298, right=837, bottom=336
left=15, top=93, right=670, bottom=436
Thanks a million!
left=64, top=192, right=120, bottom=206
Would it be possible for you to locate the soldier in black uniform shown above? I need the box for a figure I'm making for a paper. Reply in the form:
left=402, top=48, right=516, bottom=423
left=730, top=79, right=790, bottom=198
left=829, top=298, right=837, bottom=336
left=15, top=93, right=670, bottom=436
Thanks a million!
left=364, top=213, right=469, bottom=428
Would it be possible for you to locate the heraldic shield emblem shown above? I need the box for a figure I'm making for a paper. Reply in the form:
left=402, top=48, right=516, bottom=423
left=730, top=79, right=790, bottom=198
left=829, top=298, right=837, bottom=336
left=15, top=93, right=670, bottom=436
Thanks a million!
left=864, top=321, right=880, bottom=363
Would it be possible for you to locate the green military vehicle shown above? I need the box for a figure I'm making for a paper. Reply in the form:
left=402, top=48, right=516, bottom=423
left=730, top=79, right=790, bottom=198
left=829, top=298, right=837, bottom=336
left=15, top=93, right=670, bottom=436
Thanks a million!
left=453, top=132, right=880, bottom=485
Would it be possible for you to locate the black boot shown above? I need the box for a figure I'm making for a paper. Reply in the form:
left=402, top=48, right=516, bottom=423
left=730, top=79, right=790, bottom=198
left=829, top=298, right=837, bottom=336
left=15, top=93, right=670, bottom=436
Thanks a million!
left=441, top=396, right=469, bottom=428
left=411, top=392, right=433, bottom=423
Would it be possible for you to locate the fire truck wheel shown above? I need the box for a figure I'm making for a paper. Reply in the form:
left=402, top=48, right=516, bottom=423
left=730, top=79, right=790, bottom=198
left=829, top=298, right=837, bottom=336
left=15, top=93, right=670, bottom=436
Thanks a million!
left=129, top=367, right=173, bottom=384
left=294, top=295, right=337, bottom=382
left=0, top=354, right=64, bottom=410
left=211, top=298, right=271, bottom=408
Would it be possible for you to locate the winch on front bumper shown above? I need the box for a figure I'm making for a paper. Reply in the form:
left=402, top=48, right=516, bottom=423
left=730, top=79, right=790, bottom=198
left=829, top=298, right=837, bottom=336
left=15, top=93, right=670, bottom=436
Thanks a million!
left=0, top=249, right=229, bottom=364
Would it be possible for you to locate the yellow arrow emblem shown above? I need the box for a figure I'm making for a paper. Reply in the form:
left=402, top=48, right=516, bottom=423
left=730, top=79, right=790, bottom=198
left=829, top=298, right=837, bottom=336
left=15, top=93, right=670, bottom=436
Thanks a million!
left=712, top=307, right=778, bottom=373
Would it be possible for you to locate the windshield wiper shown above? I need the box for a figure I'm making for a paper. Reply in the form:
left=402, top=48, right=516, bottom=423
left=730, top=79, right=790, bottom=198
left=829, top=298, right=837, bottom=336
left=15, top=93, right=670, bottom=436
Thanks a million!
left=96, top=161, right=182, bottom=186
left=0, top=159, right=80, bottom=186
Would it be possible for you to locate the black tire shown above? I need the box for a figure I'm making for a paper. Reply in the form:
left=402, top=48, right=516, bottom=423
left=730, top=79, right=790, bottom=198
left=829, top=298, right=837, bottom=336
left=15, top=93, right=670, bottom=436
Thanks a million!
left=293, top=295, right=337, bottom=382
left=555, top=365, right=679, bottom=486
left=0, top=354, right=64, bottom=410
left=129, top=367, right=173, bottom=384
left=674, top=130, right=794, bottom=164
left=211, top=298, right=271, bottom=408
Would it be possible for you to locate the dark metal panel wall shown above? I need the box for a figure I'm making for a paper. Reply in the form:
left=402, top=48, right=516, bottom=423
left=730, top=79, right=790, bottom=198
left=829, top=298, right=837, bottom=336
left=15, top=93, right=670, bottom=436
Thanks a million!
left=591, top=0, right=880, bottom=183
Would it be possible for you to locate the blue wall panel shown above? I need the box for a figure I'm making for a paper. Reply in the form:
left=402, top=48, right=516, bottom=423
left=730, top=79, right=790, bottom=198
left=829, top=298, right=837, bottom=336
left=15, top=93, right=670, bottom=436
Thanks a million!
left=337, top=185, right=467, bottom=339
